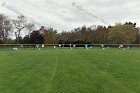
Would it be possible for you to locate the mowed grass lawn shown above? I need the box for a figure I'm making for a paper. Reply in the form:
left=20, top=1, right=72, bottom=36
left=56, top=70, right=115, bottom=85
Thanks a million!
left=0, top=49, right=140, bottom=93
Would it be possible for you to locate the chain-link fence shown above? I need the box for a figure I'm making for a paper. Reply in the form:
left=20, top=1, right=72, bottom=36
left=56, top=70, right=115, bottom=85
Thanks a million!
left=0, top=44, right=140, bottom=51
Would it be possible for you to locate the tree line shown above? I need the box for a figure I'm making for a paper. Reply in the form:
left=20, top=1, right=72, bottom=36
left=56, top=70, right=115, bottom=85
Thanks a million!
left=0, top=14, right=140, bottom=44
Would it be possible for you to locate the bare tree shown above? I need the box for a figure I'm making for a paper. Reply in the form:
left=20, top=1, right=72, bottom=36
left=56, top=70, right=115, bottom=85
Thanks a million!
left=12, top=15, right=26, bottom=44
left=25, top=23, right=35, bottom=35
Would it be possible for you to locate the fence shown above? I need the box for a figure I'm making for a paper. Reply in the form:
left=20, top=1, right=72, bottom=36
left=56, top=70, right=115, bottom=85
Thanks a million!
left=0, top=44, right=140, bottom=51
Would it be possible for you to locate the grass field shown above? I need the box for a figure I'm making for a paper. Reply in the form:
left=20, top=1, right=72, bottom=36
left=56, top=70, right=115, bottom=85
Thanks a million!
left=0, top=49, right=140, bottom=93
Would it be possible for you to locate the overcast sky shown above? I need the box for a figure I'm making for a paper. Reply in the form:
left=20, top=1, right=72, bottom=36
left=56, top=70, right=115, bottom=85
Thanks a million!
left=0, top=0, right=140, bottom=32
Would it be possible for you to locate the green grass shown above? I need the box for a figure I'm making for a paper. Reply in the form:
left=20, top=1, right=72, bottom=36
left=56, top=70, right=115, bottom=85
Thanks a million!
left=0, top=49, right=140, bottom=93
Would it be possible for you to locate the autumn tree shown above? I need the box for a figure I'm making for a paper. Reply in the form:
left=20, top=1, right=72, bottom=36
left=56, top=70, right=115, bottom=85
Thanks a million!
left=108, top=23, right=138, bottom=44
left=135, top=27, right=140, bottom=44
left=41, top=27, right=57, bottom=44
left=56, top=31, right=71, bottom=44
left=93, top=26, right=108, bottom=44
